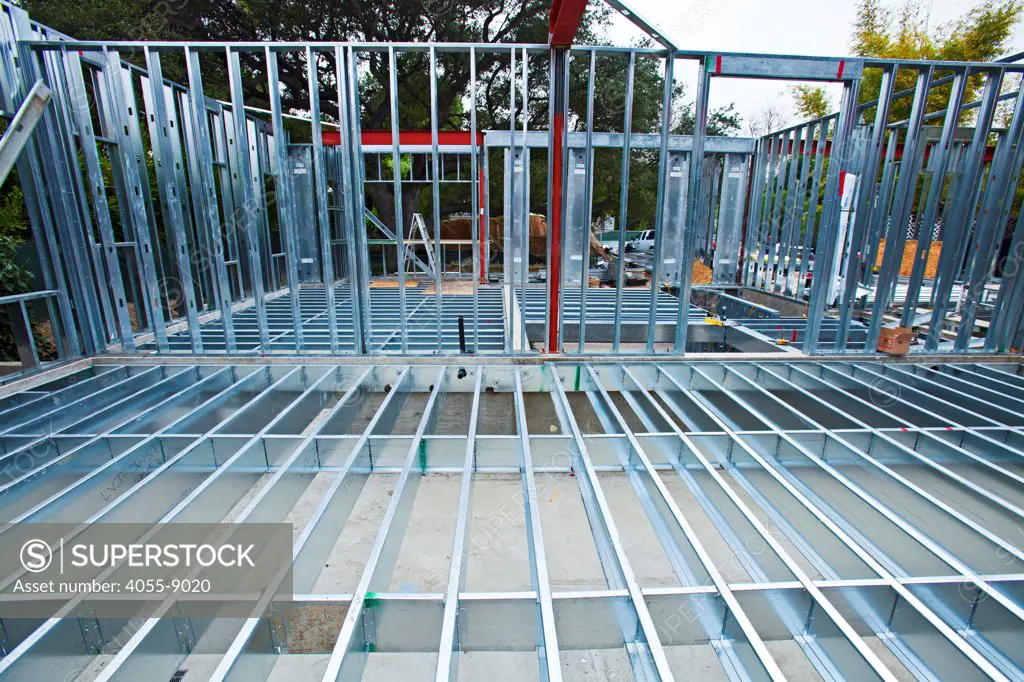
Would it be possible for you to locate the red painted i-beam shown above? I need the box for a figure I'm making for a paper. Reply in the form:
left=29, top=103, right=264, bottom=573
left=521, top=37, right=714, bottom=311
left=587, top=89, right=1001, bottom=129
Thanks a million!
left=327, top=129, right=489, bottom=283
left=549, top=0, right=590, bottom=47
left=479, top=167, right=487, bottom=284
left=548, top=110, right=565, bottom=352
left=546, top=0, right=584, bottom=352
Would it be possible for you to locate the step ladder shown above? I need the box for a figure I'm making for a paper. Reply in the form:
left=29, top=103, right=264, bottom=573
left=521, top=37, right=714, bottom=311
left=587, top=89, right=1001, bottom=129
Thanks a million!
left=408, top=213, right=437, bottom=276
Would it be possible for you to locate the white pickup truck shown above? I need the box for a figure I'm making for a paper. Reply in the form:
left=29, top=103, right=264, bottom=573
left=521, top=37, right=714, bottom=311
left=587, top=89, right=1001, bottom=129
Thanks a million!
left=625, top=229, right=656, bottom=252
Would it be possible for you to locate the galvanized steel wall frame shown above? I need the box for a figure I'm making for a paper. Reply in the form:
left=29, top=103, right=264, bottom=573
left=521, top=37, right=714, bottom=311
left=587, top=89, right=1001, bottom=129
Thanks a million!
left=0, top=5, right=1020, bottom=359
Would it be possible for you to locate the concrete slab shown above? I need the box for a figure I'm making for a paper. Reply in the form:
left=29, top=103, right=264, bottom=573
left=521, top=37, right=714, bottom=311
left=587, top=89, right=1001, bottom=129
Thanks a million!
left=464, top=474, right=532, bottom=592
left=662, top=644, right=730, bottom=681
left=267, top=653, right=331, bottom=680
left=476, top=392, right=517, bottom=435
left=597, top=472, right=678, bottom=587
left=314, top=473, right=397, bottom=593
left=559, top=648, right=633, bottom=681
left=363, top=652, right=438, bottom=681
left=457, top=651, right=542, bottom=681
left=763, top=638, right=823, bottom=681
left=388, top=473, right=460, bottom=592
left=660, top=473, right=753, bottom=583
left=536, top=475, right=608, bottom=590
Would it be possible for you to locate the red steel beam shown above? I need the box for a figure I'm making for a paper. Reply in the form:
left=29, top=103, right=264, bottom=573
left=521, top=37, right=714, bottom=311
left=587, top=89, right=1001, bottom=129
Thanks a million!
left=548, top=107, right=565, bottom=352
left=549, top=0, right=589, bottom=48
left=479, top=167, right=487, bottom=284
left=547, top=0, right=583, bottom=351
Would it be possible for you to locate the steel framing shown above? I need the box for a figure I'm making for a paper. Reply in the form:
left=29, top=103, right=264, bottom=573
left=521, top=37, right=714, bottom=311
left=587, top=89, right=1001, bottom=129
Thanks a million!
left=0, top=4, right=1020, bottom=679
left=0, top=357, right=1018, bottom=680
left=0, top=0, right=1019, bottom=364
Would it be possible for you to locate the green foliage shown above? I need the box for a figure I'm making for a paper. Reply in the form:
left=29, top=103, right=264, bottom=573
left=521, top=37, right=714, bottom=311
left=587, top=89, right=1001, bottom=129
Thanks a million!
left=20, top=0, right=749, bottom=254
left=0, top=234, right=36, bottom=361
left=0, top=184, right=31, bottom=241
left=790, top=85, right=833, bottom=121
left=0, top=235, right=32, bottom=297
left=852, top=0, right=1024, bottom=122
left=557, top=49, right=744, bottom=231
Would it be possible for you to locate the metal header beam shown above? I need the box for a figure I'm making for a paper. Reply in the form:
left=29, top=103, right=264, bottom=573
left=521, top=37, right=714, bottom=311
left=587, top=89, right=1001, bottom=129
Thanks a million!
left=548, top=0, right=590, bottom=48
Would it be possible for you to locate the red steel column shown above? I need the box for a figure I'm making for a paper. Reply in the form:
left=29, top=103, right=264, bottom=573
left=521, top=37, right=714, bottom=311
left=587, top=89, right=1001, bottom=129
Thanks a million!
left=479, top=166, right=487, bottom=284
left=548, top=0, right=589, bottom=350
left=547, top=0, right=586, bottom=352
left=548, top=65, right=566, bottom=352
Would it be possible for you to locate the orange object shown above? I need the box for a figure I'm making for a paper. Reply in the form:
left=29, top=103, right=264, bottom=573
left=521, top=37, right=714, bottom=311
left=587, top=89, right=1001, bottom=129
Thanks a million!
left=875, top=239, right=942, bottom=278
left=692, top=260, right=713, bottom=285
left=878, top=326, right=913, bottom=355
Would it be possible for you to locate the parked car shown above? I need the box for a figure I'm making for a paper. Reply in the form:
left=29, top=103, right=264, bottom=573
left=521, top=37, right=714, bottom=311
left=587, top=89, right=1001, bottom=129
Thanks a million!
left=625, top=229, right=656, bottom=252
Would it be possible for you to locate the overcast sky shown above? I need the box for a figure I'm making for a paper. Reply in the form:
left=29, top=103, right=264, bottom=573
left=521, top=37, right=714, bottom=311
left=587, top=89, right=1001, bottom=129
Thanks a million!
left=601, top=0, right=1024, bottom=132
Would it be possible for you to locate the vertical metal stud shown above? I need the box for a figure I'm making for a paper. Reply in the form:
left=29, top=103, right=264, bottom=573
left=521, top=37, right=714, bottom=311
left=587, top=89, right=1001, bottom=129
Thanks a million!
left=429, top=47, right=443, bottom=354
left=184, top=46, right=237, bottom=352
left=578, top=49, right=596, bottom=353
left=61, top=49, right=137, bottom=351
left=834, top=66, right=897, bottom=349
left=142, top=49, right=203, bottom=353
left=901, top=69, right=968, bottom=328
left=469, top=47, right=481, bottom=355
left=265, top=47, right=305, bottom=352
left=339, top=45, right=370, bottom=353
left=645, top=53, right=674, bottom=353
left=804, top=76, right=861, bottom=353
left=306, top=46, right=340, bottom=354
left=226, top=47, right=271, bottom=350
left=518, top=48, right=530, bottom=355
left=387, top=46, right=409, bottom=352
left=742, top=136, right=768, bottom=288
left=925, top=69, right=1005, bottom=351
left=612, top=52, right=635, bottom=352
left=775, top=126, right=804, bottom=295
left=673, top=57, right=710, bottom=353
left=864, top=67, right=932, bottom=351
left=954, top=82, right=1024, bottom=350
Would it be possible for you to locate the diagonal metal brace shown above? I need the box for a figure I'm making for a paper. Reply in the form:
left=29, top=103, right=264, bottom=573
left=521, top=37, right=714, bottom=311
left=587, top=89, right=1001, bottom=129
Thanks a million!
left=364, top=208, right=433, bottom=275
left=601, top=0, right=679, bottom=50
left=0, top=79, right=51, bottom=189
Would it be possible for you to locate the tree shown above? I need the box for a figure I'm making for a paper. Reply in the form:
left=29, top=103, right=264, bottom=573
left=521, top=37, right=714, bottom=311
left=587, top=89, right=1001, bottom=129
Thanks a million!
left=560, top=47, right=743, bottom=230
left=790, top=85, right=833, bottom=121
left=21, top=0, right=747, bottom=247
left=22, top=0, right=572, bottom=236
left=851, top=0, right=1024, bottom=122
left=747, top=100, right=788, bottom=137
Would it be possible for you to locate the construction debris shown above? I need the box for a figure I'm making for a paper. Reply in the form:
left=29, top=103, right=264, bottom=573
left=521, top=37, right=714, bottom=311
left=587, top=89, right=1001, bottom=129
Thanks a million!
left=442, top=214, right=612, bottom=263
left=692, top=260, right=713, bottom=285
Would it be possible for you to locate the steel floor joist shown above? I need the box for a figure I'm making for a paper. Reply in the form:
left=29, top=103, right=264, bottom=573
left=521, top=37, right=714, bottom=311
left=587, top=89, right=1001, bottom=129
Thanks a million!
left=738, top=318, right=871, bottom=351
left=522, top=286, right=705, bottom=325
left=0, top=359, right=1019, bottom=681
left=143, top=285, right=508, bottom=354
